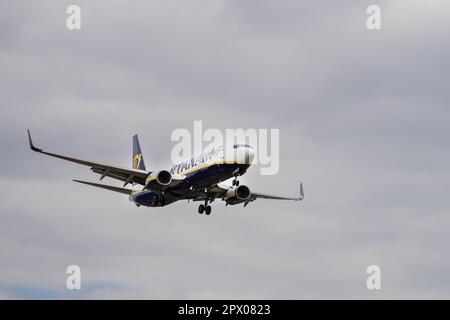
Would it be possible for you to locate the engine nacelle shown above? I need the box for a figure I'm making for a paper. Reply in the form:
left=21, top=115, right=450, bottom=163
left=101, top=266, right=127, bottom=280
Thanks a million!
left=145, top=170, right=185, bottom=190
left=225, top=185, right=251, bottom=205
left=148, top=170, right=172, bottom=186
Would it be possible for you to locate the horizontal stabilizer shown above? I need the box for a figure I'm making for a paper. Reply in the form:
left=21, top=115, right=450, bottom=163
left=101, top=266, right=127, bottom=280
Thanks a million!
left=73, top=179, right=132, bottom=195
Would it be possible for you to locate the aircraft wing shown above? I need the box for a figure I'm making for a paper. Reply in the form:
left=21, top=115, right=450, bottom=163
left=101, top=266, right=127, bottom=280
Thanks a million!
left=248, top=184, right=304, bottom=201
left=247, top=182, right=304, bottom=203
left=190, top=182, right=304, bottom=204
left=27, top=130, right=149, bottom=186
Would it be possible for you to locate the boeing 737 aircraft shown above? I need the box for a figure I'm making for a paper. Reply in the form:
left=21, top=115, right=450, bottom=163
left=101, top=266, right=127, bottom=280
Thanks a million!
left=27, top=130, right=303, bottom=215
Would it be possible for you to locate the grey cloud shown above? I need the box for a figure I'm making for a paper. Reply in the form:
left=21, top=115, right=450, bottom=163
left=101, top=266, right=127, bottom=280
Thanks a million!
left=1, top=0, right=450, bottom=299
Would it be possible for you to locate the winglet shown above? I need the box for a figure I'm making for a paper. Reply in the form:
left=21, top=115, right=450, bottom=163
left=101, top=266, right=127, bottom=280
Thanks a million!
left=299, top=182, right=304, bottom=200
left=27, top=129, right=42, bottom=152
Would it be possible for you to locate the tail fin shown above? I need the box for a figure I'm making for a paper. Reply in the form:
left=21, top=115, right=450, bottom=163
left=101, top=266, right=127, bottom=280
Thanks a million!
left=132, top=134, right=146, bottom=170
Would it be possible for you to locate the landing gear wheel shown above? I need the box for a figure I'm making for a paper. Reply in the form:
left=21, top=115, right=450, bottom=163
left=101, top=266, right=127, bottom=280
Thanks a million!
left=205, top=205, right=211, bottom=215
left=235, top=180, right=240, bottom=186
left=198, top=204, right=205, bottom=214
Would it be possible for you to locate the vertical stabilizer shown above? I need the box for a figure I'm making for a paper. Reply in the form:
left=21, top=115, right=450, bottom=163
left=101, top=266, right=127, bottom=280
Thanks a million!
left=132, top=135, right=146, bottom=171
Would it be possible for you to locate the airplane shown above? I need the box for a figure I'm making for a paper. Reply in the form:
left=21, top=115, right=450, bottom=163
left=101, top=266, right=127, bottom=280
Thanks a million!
left=27, top=130, right=303, bottom=215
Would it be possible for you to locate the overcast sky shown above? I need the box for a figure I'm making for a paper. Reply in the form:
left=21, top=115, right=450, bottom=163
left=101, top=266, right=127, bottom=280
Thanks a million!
left=1, top=0, right=450, bottom=299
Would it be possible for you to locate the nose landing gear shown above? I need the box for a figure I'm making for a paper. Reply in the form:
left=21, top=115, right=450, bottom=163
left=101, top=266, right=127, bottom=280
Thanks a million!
left=231, top=168, right=240, bottom=186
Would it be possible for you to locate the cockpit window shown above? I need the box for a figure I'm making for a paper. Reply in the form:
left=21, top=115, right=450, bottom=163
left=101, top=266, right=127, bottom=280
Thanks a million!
left=233, top=144, right=252, bottom=148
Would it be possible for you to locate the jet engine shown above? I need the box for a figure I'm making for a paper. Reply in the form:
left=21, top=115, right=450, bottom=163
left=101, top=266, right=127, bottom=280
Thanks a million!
left=145, top=170, right=185, bottom=190
left=225, top=185, right=251, bottom=205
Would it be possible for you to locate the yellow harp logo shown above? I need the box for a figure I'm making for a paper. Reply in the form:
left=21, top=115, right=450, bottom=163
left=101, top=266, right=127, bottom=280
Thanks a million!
left=133, top=153, right=142, bottom=169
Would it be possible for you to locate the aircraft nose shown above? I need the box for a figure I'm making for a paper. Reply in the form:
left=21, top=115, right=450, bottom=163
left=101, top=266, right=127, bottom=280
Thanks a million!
left=235, top=146, right=254, bottom=165
left=226, top=144, right=255, bottom=165
left=245, top=146, right=255, bottom=165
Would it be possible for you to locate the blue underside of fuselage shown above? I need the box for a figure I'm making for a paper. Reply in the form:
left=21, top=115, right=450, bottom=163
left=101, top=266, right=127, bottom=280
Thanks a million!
left=133, top=163, right=249, bottom=207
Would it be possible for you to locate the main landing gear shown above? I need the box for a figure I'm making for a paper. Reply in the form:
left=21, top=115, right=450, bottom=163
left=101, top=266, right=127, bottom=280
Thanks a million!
left=198, top=201, right=212, bottom=215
